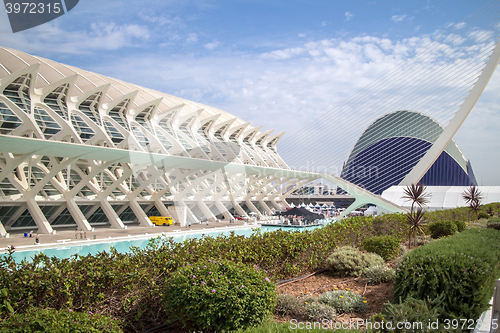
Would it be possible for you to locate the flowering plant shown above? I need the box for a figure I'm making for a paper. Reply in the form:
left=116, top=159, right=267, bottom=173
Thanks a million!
left=165, top=259, right=276, bottom=331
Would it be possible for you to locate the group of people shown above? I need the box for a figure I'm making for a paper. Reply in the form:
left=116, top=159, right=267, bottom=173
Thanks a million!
left=75, top=228, right=87, bottom=239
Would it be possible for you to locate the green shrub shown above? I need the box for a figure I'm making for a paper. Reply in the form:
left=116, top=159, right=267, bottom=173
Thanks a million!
left=428, top=220, right=457, bottom=239
left=453, top=220, right=467, bottom=232
left=364, top=264, right=396, bottom=284
left=393, top=229, right=500, bottom=320
left=165, top=259, right=276, bottom=332
left=478, top=211, right=490, bottom=219
left=0, top=307, right=122, bottom=333
left=275, top=294, right=303, bottom=316
left=326, top=246, right=384, bottom=277
left=362, top=235, right=401, bottom=261
left=487, top=222, right=500, bottom=231
left=317, top=290, right=367, bottom=313
left=0, top=212, right=410, bottom=331
left=304, top=301, right=337, bottom=321
left=373, top=296, right=452, bottom=332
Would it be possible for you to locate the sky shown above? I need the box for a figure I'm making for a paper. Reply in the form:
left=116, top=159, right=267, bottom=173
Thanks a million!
left=0, top=0, right=499, bottom=185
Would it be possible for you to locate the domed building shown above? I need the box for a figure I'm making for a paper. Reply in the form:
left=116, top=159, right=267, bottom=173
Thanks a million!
left=340, top=110, right=477, bottom=195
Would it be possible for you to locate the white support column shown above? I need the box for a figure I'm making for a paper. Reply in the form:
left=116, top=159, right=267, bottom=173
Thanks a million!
left=267, top=199, right=282, bottom=211
left=185, top=206, right=200, bottom=224
left=245, top=200, right=262, bottom=216
left=26, top=197, right=54, bottom=234
left=0, top=219, right=7, bottom=237
left=231, top=199, right=247, bottom=217
left=281, top=200, right=291, bottom=209
left=196, top=200, right=217, bottom=222
left=153, top=197, right=172, bottom=217
left=214, top=200, right=234, bottom=221
left=65, top=196, right=93, bottom=231
left=258, top=199, right=273, bottom=215
left=128, top=197, right=153, bottom=227
left=170, top=204, right=187, bottom=226
left=98, top=198, right=126, bottom=229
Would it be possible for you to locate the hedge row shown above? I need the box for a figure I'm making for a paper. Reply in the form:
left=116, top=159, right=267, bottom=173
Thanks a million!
left=393, top=228, right=500, bottom=320
left=0, top=214, right=406, bottom=332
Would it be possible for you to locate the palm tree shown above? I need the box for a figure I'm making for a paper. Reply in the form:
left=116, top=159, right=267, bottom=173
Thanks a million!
left=403, top=184, right=431, bottom=248
left=406, top=207, right=427, bottom=248
left=462, top=186, right=483, bottom=221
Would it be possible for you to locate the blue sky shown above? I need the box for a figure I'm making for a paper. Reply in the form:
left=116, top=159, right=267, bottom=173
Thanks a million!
left=1, top=0, right=499, bottom=185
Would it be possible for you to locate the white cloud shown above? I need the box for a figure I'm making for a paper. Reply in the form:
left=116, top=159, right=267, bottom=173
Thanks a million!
left=261, top=47, right=305, bottom=59
left=298, top=33, right=306, bottom=38
left=345, top=12, right=353, bottom=21
left=391, top=14, right=407, bottom=23
left=204, top=41, right=220, bottom=50
left=468, top=29, right=494, bottom=43
left=138, top=12, right=185, bottom=29
left=186, top=33, right=198, bottom=43
left=0, top=20, right=151, bottom=54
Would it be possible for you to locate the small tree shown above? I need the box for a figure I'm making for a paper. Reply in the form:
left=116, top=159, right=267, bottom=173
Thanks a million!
left=462, top=186, right=483, bottom=221
left=403, top=184, right=430, bottom=248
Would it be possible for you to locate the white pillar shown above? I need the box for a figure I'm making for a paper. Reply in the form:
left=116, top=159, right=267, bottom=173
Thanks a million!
left=214, top=200, right=234, bottom=221
left=128, top=197, right=153, bottom=227
left=230, top=199, right=247, bottom=217
left=154, top=198, right=172, bottom=217
left=196, top=200, right=217, bottom=222
left=65, top=196, right=93, bottom=231
left=26, top=197, right=54, bottom=234
left=97, top=196, right=126, bottom=229
left=258, top=199, right=273, bottom=214
left=170, top=204, right=187, bottom=227
left=245, top=200, right=262, bottom=216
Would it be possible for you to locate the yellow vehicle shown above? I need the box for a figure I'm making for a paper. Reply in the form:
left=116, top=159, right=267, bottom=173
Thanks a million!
left=149, top=216, right=173, bottom=226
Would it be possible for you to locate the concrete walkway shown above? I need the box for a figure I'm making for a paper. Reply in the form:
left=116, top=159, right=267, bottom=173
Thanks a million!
left=0, top=220, right=254, bottom=253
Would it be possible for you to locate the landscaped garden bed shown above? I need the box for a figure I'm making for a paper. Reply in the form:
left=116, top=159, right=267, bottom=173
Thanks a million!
left=0, top=200, right=499, bottom=332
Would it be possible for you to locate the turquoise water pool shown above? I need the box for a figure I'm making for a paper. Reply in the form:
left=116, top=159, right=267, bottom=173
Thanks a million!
left=5, top=224, right=324, bottom=263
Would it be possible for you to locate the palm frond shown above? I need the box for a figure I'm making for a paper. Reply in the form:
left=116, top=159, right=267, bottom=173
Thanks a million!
left=462, top=186, right=483, bottom=204
left=403, top=184, right=431, bottom=207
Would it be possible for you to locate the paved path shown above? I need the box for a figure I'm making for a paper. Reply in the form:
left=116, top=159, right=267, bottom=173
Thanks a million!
left=0, top=220, right=254, bottom=253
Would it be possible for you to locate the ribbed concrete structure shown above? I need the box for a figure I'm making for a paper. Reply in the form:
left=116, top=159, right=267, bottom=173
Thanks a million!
left=0, top=47, right=294, bottom=234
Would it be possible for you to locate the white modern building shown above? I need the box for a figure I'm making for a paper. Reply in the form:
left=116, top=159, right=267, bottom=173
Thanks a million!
left=0, top=47, right=300, bottom=234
